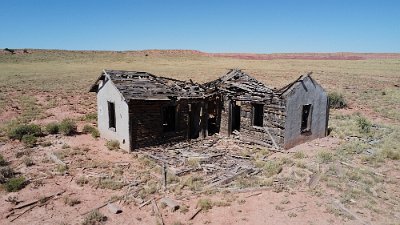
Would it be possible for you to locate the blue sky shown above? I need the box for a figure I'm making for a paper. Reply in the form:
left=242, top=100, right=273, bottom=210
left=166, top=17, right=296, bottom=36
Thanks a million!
left=1, top=0, right=399, bottom=53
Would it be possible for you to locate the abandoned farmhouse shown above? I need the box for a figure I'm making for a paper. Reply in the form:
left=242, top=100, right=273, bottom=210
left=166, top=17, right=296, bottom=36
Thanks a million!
left=89, top=69, right=329, bottom=151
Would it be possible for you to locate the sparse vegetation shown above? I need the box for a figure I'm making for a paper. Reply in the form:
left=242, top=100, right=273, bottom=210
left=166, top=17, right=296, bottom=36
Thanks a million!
left=22, top=156, right=34, bottom=166
left=357, top=117, right=372, bottom=133
left=328, top=92, right=347, bottom=109
left=105, top=140, right=120, bottom=150
left=197, top=198, right=213, bottom=211
left=318, top=151, right=334, bottom=163
left=293, top=151, right=306, bottom=159
left=63, top=196, right=81, bottom=206
left=0, top=154, right=7, bottom=166
left=8, top=123, right=42, bottom=141
left=82, top=113, right=97, bottom=122
left=45, top=122, right=59, bottom=134
left=82, top=210, right=107, bottom=225
left=76, top=176, right=89, bottom=186
left=59, top=118, right=77, bottom=136
left=56, top=164, right=69, bottom=174
left=4, top=176, right=27, bottom=192
left=21, top=134, right=37, bottom=147
left=0, top=50, right=399, bottom=225
left=82, top=124, right=100, bottom=138
left=97, top=178, right=124, bottom=190
left=0, top=166, right=14, bottom=183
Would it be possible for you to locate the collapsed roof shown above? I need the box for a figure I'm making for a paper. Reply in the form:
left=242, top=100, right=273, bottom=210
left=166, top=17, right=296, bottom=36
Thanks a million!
left=89, top=69, right=207, bottom=101
left=89, top=69, right=315, bottom=102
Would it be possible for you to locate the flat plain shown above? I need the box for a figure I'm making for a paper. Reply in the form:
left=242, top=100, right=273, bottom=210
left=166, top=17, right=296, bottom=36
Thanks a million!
left=0, top=50, right=399, bottom=225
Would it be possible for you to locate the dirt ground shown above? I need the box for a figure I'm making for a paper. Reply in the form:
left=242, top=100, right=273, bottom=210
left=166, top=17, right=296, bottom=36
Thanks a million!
left=0, top=50, right=399, bottom=225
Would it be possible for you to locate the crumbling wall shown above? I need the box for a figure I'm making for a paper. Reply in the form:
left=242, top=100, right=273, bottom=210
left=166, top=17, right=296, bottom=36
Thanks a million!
left=238, top=97, right=286, bottom=148
left=129, top=100, right=190, bottom=149
left=219, top=97, right=230, bottom=136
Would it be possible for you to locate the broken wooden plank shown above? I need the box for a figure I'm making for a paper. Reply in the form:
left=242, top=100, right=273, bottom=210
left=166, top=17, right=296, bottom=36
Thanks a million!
left=47, top=152, right=66, bottom=166
left=160, top=197, right=180, bottom=212
left=340, top=161, right=385, bottom=177
left=245, top=192, right=262, bottom=198
left=10, top=204, right=37, bottom=222
left=332, top=200, right=369, bottom=225
left=80, top=199, right=119, bottom=216
left=207, top=168, right=253, bottom=188
left=107, top=203, right=122, bottom=214
left=12, top=190, right=65, bottom=210
left=189, top=208, right=203, bottom=220
left=230, top=155, right=251, bottom=160
left=152, top=199, right=164, bottom=225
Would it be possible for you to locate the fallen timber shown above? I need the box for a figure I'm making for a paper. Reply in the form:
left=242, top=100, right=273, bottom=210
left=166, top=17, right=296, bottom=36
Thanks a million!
left=138, top=135, right=263, bottom=189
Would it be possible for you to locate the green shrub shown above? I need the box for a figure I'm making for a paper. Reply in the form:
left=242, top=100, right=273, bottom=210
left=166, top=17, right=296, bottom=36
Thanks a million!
left=357, top=117, right=372, bottom=133
left=381, top=148, right=400, bottom=160
left=105, top=140, right=120, bottom=150
left=0, top=166, right=14, bottom=183
left=82, top=125, right=100, bottom=138
left=5, top=176, right=27, bottom=192
left=318, top=151, right=334, bottom=163
left=45, top=122, right=59, bottom=134
left=8, top=124, right=41, bottom=140
left=82, top=210, right=107, bottom=225
left=63, top=196, right=81, bottom=206
left=59, top=119, right=77, bottom=136
left=76, top=176, right=89, bottom=187
left=97, top=178, right=124, bottom=190
left=21, top=134, right=37, bottom=147
left=196, top=198, right=213, bottom=211
left=82, top=113, right=97, bottom=122
left=263, top=161, right=283, bottom=177
left=56, top=164, right=69, bottom=174
left=328, top=92, right=347, bottom=109
left=293, top=151, right=306, bottom=159
left=0, top=154, right=7, bottom=166
left=22, top=156, right=34, bottom=166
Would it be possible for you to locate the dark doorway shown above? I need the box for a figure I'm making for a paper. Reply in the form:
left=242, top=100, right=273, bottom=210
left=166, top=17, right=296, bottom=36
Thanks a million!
left=163, top=106, right=176, bottom=132
left=188, top=103, right=200, bottom=139
left=207, top=99, right=220, bottom=136
left=252, top=104, right=264, bottom=127
left=230, top=101, right=241, bottom=133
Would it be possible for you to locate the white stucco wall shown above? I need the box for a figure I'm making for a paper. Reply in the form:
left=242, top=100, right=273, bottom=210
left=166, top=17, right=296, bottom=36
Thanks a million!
left=283, top=77, right=328, bottom=148
left=97, top=78, right=131, bottom=151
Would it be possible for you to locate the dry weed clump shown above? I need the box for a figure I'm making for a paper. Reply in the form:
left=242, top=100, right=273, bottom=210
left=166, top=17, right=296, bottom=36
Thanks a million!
left=105, top=140, right=120, bottom=150
left=82, top=210, right=107, bottom=225
left=82, top=124, right=100, bottom=138
left=328, top=92, right=347, bottom=109
left=45, top=122, right=59, bottom=134
left=63, top=196, right=81, bottom=206
left=97, top=178, right=124, bottom=190
left=196, top=198, right=213, bottom=211
left=59, top=118, right=77, bottom=136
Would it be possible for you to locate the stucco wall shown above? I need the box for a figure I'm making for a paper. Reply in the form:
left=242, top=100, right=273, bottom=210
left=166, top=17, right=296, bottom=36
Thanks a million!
left=283, top=77, right=328, bottom=149
left=97, top=78, right=131, bottom=151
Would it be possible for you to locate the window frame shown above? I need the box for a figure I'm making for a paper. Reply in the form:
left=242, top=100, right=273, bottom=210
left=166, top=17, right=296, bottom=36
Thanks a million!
left=301, top=104, right=312, bottom=134
left=108, top=101, right=116, bottom=131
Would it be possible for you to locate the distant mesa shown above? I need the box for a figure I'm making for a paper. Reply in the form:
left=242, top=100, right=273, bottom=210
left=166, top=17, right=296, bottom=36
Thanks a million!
left=1, top=49, right=399, bottom=60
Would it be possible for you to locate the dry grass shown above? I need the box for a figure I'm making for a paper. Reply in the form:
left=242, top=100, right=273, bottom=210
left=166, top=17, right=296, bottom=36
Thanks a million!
left=0, top=50, right=399, bottom=224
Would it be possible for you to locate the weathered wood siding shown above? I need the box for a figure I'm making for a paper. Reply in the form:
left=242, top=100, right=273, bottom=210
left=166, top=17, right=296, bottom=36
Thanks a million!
left=129, top=100, right=189, bottom=149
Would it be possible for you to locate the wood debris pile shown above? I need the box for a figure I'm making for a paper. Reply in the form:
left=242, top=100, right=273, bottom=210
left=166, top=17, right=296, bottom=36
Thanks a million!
left=140, top=134, right=261, bottom=188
